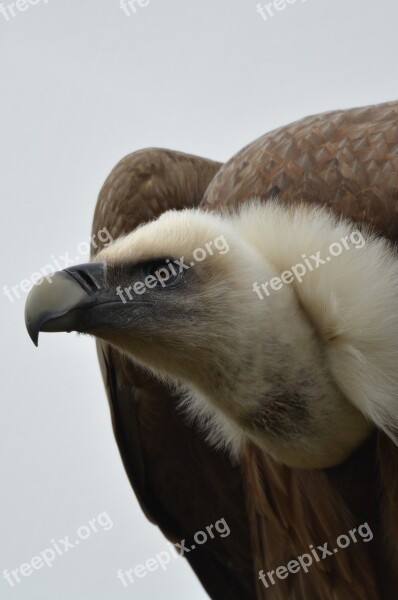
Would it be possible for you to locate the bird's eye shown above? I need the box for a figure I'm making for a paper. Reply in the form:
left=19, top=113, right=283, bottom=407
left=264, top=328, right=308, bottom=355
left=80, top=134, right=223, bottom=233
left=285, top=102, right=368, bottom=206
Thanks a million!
left=142, top=259, right=181, bottom=288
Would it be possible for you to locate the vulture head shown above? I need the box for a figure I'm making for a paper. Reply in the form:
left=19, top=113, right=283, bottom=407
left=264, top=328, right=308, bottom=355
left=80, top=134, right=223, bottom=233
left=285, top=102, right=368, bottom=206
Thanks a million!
left=26, top=201, right=398, bottom=470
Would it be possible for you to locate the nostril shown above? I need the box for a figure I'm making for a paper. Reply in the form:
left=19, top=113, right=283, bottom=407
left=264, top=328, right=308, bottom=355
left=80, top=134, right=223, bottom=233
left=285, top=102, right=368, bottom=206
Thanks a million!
left=75, top=269, right=100, bottom=292
left=63, top=263, right=105, bottom=294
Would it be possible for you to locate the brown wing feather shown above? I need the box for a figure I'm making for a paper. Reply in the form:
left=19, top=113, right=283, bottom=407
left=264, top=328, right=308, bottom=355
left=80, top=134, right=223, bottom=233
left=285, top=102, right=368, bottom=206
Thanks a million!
left=202, top=100, right=398, bottom=241
left=202, top=101, right=398, bottom=599
left=91, top=148, right=256, bottom=600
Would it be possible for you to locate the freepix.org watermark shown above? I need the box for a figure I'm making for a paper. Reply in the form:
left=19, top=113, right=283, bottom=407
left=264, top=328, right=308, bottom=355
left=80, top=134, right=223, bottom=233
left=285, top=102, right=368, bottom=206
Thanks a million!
left=253, top=229, right=365, bottom=300
left=0, top=0, right=49, bottom=22
left=3, top=511, right=113, bottom=588
left=3, top=228, right=113, bottom=303
left=120, top=0, right=149, bottom=17
left=117, top=517, right=230, bottom=587
left=256, top=0, right=309, bottom=22
left=115, top=234, right=230, bottom=303
left=258, top=521, right=373, bottom=589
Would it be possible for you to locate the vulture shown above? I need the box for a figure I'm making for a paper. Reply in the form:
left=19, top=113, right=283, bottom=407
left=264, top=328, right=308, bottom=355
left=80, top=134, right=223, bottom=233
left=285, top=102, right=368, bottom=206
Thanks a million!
left=25, top=99, right=398, bottom=600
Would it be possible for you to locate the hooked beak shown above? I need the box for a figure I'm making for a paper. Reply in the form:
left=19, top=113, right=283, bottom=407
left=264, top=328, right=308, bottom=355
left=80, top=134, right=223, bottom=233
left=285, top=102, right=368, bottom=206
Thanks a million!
left=25, top=263, right=111, bottom=346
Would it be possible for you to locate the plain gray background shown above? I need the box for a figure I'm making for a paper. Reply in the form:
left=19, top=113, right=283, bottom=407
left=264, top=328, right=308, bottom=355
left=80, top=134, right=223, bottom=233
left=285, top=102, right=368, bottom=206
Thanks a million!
left=1, top=0, right=397, bottom=598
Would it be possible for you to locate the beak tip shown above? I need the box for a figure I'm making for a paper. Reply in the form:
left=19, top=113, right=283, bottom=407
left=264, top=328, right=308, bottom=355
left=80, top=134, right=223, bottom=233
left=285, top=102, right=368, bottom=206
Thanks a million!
left=30, top=331, right=39, bottom=347
left=25, top=316, right=39, bottom=347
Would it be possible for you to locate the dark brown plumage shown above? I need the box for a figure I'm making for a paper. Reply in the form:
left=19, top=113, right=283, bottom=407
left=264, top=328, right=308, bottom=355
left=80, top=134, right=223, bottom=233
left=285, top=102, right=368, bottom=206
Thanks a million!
left=203, top=101, right=398, bottom=242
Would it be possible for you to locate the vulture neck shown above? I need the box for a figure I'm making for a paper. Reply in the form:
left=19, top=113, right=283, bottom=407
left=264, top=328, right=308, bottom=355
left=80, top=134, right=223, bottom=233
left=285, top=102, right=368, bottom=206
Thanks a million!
left=174, top=200, right=398, bottom=468
left=179, top=273, right=370, bottom=469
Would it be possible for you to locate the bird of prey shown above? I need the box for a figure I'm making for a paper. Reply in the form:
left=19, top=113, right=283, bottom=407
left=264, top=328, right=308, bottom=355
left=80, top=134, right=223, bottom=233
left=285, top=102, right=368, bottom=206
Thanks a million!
left=25, top=100, right=398, bottom=600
